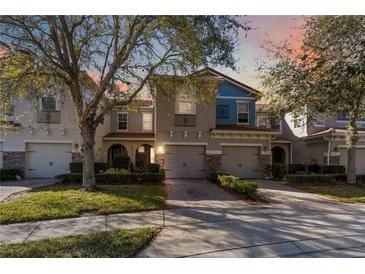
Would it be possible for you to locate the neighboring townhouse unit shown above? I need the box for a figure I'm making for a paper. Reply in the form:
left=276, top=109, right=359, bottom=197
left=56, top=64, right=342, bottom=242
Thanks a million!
left=154, top=68, right=290, bottom=179
left=284, top=112, right=365, bottom=175
left=1, top=67, right=294, bottom=179
left=0, top=93, right=154, bottom=178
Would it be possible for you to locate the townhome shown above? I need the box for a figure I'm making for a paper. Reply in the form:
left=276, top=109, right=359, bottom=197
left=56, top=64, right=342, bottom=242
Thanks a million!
left=155, top=68, right=284, bottom=179
left=284, top=112, right=365, bottom=175
left=1, top=68, right=294, bottom=179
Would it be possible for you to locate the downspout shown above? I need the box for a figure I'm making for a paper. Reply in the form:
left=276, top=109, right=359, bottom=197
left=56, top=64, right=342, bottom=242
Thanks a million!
left=323, top=136, right=331, bottom=166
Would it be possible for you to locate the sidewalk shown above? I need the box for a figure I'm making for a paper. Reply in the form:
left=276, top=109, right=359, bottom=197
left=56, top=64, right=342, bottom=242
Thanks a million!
left=0, top=210, right=164, bottom=245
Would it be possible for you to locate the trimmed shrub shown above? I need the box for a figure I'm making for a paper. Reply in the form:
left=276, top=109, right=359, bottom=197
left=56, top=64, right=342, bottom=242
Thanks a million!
left=112, top=156, right=131, bottom=170
left=286, top=173, right=346, bottom=184
left=100, top=168, right=130, bottom=174
left=69, top=162, right=108, bottom=174
left=55, top=173, right=82, bottom=184
left=287, top=164, right=305, bottom=174
left=217, top=175, right=239, bottom=188
left=231, top=180, right=258, bottom=197
left=271, top=164, right=287, bottom=179
left=146, top=163, right=161, bottom=173
left=55, top=172, right=165, bottom=185
left=357, top=175, right=365, bottom=186
left=208, top=171, right=227, bottom=183
left=0, top=168, right=22, bottom=181
left=307, top=164, right=321, bottom=174
left=321, top=165, right=346, bottom=174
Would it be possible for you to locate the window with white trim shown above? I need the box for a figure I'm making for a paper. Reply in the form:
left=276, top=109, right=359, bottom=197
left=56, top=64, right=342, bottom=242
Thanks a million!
left=118, top=112, right=128, bottom=130
left=313, top=113, right=325, bottom=127
left=175, top=91, right=196, bottom=114
left=0, top=105, right=15, bottom=122
left=237, top=101, right=249, bottom=124
left=142, top=112, right=153, bottom=131
left=257, top=116, right=269, bottom=128
left=41, top=97, right=57, bottom=111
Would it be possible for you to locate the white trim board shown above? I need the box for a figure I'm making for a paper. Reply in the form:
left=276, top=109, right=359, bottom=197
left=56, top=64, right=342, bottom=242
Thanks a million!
left=2, top=148, right=26, bottom=152
left=163, top=142, right=208, bottom=146
left=338, top=145, right=365, bottom=149
left=220, top=143, right=263, bottom=147
left=24, top=140, right=74, bottom=144
left=206, top=150, right=222, bottom=155
left=216, top=96, right=256, bottom=100
left=103, top=137, right=154, bottom=141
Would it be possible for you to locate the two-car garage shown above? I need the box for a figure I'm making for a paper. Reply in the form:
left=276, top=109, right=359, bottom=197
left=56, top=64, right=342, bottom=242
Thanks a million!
left=25, top=142, right=72, bottom=178
left=163, top=144, right=261, bottom=179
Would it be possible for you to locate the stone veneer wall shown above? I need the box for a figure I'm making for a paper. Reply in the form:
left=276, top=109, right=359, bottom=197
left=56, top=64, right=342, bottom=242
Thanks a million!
left=259, top=154, right=271, bottom=178
left=205, top=154, right=222, bottom=175
left=72, top=152, right=82, bottom=162
left=3, top=152, right=25, bottom=174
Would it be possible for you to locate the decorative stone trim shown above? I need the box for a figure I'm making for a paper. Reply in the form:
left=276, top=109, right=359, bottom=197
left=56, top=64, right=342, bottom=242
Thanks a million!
left=72, top=152, right=82, bottom=162
left=205, top=154, right=222, bottom=175
left=3, top=151, right=25, bottom=174
left=259, top=154, right=271, bottom=177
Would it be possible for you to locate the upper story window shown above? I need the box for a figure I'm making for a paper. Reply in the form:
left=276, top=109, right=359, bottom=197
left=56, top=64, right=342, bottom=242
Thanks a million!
left=216, top=105, right=229, bottom=119
left=313, top=113, right=325, bottom=127
left=257, top=116, right=269, bottom=128
left=41, top=97, right=57, bottom=111
left=142, top=112, right=153, bottom=131
left=237, top=101, right=249, bottom=124
left=118, top=112, right=128, bottom=131
left=0, top=105, right=14, bottom=121
left=175, top=91, right=196, bottom=115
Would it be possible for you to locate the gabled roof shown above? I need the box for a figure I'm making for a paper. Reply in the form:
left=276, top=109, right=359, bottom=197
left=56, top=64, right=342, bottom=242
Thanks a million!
left=195, top=67, right=261, bottom=96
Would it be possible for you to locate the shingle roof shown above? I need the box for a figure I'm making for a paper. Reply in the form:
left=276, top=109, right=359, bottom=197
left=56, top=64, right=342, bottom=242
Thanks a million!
left=212, top=124, right=280, bottom=132
left=103, top=132, right=155, bottom=139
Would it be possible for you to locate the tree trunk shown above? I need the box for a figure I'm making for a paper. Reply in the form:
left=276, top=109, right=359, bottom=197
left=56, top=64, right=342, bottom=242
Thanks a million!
left=81, top=123, right=96, bottom=191
left=346, top=117, right=358, bottom=184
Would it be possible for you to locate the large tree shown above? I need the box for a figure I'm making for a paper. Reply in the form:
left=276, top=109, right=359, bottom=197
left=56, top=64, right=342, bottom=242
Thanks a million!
left=260, top=16, right=365, bottom=184
left=0, top=16, right=248, bottom=190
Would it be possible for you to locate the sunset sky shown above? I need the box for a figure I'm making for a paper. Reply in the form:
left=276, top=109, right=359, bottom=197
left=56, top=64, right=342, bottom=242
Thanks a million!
left=221, top=15, right=305, bottom=90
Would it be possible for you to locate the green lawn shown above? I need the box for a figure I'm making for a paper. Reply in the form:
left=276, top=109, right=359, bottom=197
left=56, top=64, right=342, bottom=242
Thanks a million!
left=288, top=182, right=365, bottom=203
left=0, top=227, right=160, bottom=258
left=0, top=184, right=166, bottom=224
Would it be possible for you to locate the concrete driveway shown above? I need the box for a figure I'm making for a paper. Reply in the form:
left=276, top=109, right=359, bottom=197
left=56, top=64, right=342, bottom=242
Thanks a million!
left=0, top=179, right=55, bottom=202
left=138, top=179, right=365, bottom=258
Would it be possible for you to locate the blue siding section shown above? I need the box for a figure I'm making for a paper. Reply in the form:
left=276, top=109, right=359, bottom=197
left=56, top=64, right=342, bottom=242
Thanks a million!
left=215, top=81, right=256, bottom=126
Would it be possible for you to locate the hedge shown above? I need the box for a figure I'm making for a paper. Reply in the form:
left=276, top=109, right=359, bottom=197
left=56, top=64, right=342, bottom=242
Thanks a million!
left=55, top=172, right=165, bottom=185
left=286, top=173, right=346, bottom=184
left=287, top=164, right=306, bottom=174
left=69, top=162, right=108, bottom=173
left=271, top=165, right=287, bottom=179
left=208, top=171, right=227, bottom=183
left=214, top=174, right=258, bottom=198
left=0, top=168, right=22, bottom=181
left=321, top=165, right=346, bottom=174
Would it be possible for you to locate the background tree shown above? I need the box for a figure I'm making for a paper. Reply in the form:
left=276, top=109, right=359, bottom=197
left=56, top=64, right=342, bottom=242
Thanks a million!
left=0, top=16, right=249, bottom=190
left=259, top=16, right=365, bottom=184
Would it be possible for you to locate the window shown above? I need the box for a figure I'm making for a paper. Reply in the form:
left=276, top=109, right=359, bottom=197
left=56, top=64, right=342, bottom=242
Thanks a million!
left=0, top=105, right=14, bottom=121
left=175, top=91, right=196, bottom=114
left=142, top=112, right=153, bottom=131
left=237, top=101, right=249, bottom=124
left=257, top=116, right=269, bottom=128
left=216, top=105, right=229, bottom=119
left=313, top=113, right=325, bottom=127
left=118, top=112, right=128, bottom=130
left=41, top=97, right=56, bottom=111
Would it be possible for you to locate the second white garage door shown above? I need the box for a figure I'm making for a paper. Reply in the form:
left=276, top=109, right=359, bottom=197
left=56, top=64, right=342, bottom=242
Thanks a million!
left=222, top=146, right=260, bottom=179
left=26, top=143, right=72, bottom=178
left=164, top=145, right=205, bottom=178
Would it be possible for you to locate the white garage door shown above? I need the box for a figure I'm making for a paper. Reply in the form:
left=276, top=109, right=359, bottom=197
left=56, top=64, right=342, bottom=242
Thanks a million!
left=222, top=146, right=260, bottom=179
left=164, top=145, right=205, bottom=178
left=356, top=148, right=365, bottom=175
left=26, top=143, right=72, bottom=178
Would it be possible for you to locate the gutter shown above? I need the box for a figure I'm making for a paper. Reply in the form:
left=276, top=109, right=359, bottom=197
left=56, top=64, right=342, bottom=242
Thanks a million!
left=323, top=136, right=331, bottom=166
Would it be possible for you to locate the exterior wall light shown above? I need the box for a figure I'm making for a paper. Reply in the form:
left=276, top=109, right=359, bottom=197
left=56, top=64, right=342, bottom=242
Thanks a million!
left=157, top=145, right=165, bottom=154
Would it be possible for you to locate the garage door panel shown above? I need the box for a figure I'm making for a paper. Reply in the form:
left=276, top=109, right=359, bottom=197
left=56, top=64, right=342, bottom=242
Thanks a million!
left=26, top=143, right=72, bottom=178
left=222, top=146, right=260, bottom=179
left=164, top=145, right=205, bottom=179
